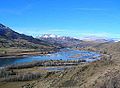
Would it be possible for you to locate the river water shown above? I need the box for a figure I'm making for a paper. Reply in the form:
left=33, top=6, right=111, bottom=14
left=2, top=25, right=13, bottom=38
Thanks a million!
left=0, top=48, right=100, bottom=67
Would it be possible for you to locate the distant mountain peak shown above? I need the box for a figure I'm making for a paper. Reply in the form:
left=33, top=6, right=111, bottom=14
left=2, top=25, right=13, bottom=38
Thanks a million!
left=39, top=34, right=83, bottom=47
left=41, top=34, right=58, bottom=38
left=40, top=34, right=76, bottom=39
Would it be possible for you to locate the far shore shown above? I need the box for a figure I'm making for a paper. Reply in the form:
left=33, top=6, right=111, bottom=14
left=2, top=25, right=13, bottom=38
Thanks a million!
left=0, top=50, right=57, bottom=59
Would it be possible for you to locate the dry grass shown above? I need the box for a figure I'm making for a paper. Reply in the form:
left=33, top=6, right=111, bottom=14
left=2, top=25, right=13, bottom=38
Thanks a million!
left=1, top=42, right=120, bottom=88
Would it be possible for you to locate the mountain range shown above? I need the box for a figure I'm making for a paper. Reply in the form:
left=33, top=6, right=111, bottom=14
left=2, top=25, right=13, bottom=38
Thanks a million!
left=39, top=34, right=116, bottom=48
left=39, top=34, right=83, bottom=47
left=0, top=23, right=117, bottom=49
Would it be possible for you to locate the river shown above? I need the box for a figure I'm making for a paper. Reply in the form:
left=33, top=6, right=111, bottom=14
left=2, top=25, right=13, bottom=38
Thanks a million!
left=0, top=48, right=100, bottom=67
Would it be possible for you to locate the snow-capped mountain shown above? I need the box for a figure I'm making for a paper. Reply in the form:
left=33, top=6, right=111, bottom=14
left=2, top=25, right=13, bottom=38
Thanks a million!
left=40, top=34, right=79, bottom=40
left=41, top=34, right=58, bottom=38
left=38, top=34, right=117, bottom=48
left=39, top=34, right=83, bottom=47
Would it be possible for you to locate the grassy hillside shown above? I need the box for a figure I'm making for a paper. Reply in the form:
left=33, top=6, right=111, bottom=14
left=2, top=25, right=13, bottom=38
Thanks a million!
left=0, top=23, right=58, bottom=49
left=0, top=23, right=60, bottom=57
left=27, top=41, right=120, bottom=88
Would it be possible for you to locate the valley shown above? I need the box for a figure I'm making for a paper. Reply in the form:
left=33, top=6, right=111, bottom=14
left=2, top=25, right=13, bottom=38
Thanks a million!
left=0, top=23, right=119, bottom=88
left=0, top=0, right=119, bottom=88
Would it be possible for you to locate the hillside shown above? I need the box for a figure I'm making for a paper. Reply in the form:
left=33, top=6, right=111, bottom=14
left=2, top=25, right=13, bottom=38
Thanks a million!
left=0, top=23, right=59, bottom=57
left=0, top=24, right=55, bottom=48
left=20, top=41, right=120, bottom=88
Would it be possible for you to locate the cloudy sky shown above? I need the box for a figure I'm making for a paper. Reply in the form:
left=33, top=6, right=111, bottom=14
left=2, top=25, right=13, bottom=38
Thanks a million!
left=0, top=0, right=120, bottom=38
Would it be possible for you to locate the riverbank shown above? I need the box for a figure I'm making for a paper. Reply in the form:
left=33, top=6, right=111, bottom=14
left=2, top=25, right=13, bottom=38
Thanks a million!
left=0, top=48, right=59, bottom=59
left=0, top=60, right=82, bottom=82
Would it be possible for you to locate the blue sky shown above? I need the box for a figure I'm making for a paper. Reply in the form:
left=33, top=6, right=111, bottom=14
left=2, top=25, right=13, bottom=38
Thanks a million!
left=0, top=0, right=120, bottom=38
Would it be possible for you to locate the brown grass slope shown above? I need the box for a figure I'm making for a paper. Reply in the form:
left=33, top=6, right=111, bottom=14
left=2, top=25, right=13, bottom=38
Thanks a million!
left=33, top=41, right=120, bottom=88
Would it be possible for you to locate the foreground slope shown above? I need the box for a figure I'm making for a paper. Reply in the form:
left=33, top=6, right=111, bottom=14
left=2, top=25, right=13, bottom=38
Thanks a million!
left=32, top=42, right=120, bottom=88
